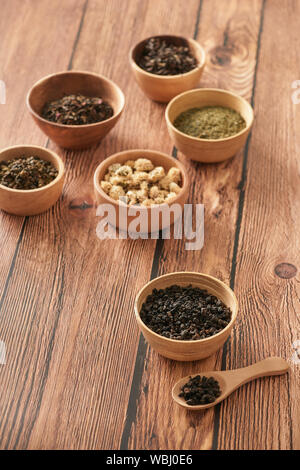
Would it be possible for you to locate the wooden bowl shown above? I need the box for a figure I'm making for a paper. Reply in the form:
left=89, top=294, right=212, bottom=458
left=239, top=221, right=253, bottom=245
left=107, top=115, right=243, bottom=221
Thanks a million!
left=0, top=145, right=64, bottom=216
left=165, top=88, right=254, bottom=162
left=130, top=35, right=206, bottom=103
left=94, top=149, right=189, bottom=233
left=135, top=272, right=238, bottom=361
left=27, top=71, right=125, bottom=150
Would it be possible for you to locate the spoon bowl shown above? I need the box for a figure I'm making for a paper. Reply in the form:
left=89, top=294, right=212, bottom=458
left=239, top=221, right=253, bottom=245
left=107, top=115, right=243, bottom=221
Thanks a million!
left=172, top=357, right=289, bottom=410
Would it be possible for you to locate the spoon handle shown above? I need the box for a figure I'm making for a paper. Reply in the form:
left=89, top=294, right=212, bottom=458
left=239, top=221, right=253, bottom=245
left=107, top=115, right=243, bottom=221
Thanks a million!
left=223, top=356, right=289, bottom=389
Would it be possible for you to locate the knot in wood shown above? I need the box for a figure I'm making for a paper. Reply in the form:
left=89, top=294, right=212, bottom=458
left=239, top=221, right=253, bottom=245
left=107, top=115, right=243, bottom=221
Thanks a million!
left=274, top=263, right=297, bottom=279
left=69, top=197, right=94, bottom=211
left=210, top=46, right=232, bottom=66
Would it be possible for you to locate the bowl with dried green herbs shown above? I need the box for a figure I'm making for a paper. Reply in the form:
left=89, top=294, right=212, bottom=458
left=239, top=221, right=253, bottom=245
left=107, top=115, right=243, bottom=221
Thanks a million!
left=0, top=145, right=64, bottom=216
left=130, top=35, right=206, bottom=103
left=135, top=271, right=238, bottom=361
left=165, top=88, right=254, bottom=162
left=27, top=71, right=125, bottom=149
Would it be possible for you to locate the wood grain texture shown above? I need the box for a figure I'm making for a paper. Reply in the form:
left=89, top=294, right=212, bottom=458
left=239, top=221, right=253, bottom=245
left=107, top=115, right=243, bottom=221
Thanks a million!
left=126, top=0, right=266, bottom=451
left=0, top=0, right=199, bottom=450
left=0, top=0, right=86, bottom=312
left=217, top=0, right=300, bottom=450
left=0, top=0, right=299, bottom=451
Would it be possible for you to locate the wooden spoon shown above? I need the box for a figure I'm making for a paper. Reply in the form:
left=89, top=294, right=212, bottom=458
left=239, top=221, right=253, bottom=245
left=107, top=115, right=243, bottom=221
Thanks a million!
left=172, top=357, right=289, bottom=410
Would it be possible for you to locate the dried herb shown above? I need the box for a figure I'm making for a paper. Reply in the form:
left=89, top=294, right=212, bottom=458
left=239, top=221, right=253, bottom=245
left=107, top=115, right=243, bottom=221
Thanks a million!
left=137, top=37, right=197, bottom=76
left=174, top=106, right=246, bottom=139
left=140, top=285, right=232, bottom=340
left=42, top=94, right=114, bottom=125
left=0, top=156, right=58, bottom=190
left=101, top=158, right=182, bottom=206
left=179, top=375, right=221, bottom=405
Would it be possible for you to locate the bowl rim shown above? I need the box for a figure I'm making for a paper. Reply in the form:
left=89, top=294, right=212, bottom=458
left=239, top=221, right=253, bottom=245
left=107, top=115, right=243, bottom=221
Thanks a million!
left=93, top=149, right=189, bottom=210
left=134, top=271, right=238, bottom=344
left=0, top=145, right=65, bottom=194
left=26, top=70, right=125, bottom=130
left=165, top=88, right=254, bottom=143
left=129, top=34, right=206, bottom=80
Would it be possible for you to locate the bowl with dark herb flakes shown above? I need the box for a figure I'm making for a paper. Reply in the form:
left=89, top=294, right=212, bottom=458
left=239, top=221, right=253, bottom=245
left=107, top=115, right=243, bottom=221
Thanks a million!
left=135, top=271, right=238, bottom=361
left=165, top=88, right=254, bottom=162
left=130, top=35, right=206, bottom=103
left=0, top=145, right=64, bottom=216
left=27, top=71, right=125, bottom=149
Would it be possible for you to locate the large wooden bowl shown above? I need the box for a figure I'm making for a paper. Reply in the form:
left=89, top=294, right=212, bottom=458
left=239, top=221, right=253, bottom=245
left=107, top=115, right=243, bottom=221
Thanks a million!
left=130, top=35, right=206, bottom=103
left=94, top=149, right=189, bottom=233
left=165, top=88, right=254, bottom=162
left=27, top=71, right=125, bottom=150
left=0, top=145, right=64, bottom=216
left=135, top=272, right=238, bottom=361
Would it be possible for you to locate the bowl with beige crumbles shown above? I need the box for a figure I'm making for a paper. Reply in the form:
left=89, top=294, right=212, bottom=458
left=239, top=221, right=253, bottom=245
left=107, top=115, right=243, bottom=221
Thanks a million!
left=94, top=149, right=189, bottom=232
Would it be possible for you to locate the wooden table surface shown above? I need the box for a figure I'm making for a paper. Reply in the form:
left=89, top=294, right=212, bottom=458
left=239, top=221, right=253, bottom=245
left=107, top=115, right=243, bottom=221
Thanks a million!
left=0, top=0, right=299, bottom=450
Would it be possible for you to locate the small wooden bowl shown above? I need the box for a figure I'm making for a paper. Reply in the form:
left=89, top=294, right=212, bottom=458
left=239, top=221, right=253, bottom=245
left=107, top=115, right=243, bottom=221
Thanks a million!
left=135, top=272, right=238, bottom=361
left=165, top=88, right=254, bottom=162
left=0, top=145, right=64, bottom=216
left=94, top=149, right=189, bottom=233
left=27, top=71, right=125, bottom=150
left=130, top=35, right=206, bottom=103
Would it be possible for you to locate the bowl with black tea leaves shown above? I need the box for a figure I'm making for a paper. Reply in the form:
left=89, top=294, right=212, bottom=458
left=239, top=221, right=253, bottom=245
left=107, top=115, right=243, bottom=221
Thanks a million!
left=135, top=271, right=238, bottom=361
left=0, top=145, right=64, bottom=216
left=27, top=71, right=125, bottom=149
left=165, top=88, right=254, bottom=162
left=130, top=35, right=206, bottom=103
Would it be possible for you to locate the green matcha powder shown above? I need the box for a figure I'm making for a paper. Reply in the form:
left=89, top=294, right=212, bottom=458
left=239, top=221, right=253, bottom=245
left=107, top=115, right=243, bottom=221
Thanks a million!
left=173, top=106, right=246, bottom=139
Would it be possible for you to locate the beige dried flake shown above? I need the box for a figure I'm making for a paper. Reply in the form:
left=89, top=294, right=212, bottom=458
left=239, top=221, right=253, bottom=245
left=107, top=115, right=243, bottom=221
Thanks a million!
left=125, top=160, right=135, bottom=168
left=108, top=163, right=121, bottom=173
left=169, top=182, right=181, bottom=194
left=148, top=166, right=165, bottom=183
left=100, top=181, right=112, bottom=194
left=131, top=171, right=149, bottom=186
left=165, top=192, right=177, bottom=202
left=101, top=157, right=182, bottom=206
left=134, top=158, right=154, bottom=172
left=109, top=185, right=125, bottom=200
left=168, top=167, right=181, bottom=183
left=110, top=174, right=128, bottom=186
left=115, top=165, right=133, bottom=177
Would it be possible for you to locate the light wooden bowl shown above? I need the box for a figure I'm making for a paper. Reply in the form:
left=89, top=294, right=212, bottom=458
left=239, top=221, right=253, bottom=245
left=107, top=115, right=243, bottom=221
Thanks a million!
left=130, top=35, right=206, bottom=103
left=94, top=149, right=189, bottom=233
left=135, top=272, right=238, bottom=361
left=27, top=71, right=125, bottom=150
left=165, top=88, right=254, bottom=162
left=0, top=145, right=64, bottom=216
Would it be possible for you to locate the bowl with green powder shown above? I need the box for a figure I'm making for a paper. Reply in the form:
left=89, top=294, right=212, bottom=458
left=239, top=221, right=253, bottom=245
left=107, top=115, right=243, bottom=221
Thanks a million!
left=165, top=88, right=254, bottom=162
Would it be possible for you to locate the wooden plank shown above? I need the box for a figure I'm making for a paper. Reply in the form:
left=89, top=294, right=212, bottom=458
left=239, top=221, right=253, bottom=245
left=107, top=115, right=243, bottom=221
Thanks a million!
left=0, top=0, right=88, bottom=449
left=0, top=0, right=85, bottom=310
left=217, top=0, right=300, bottom=450
left=0, top=0, right=298, bottom=451
left=126, top=0, right=264, bottom=450
left=0, top=0, right=201, bottom=450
